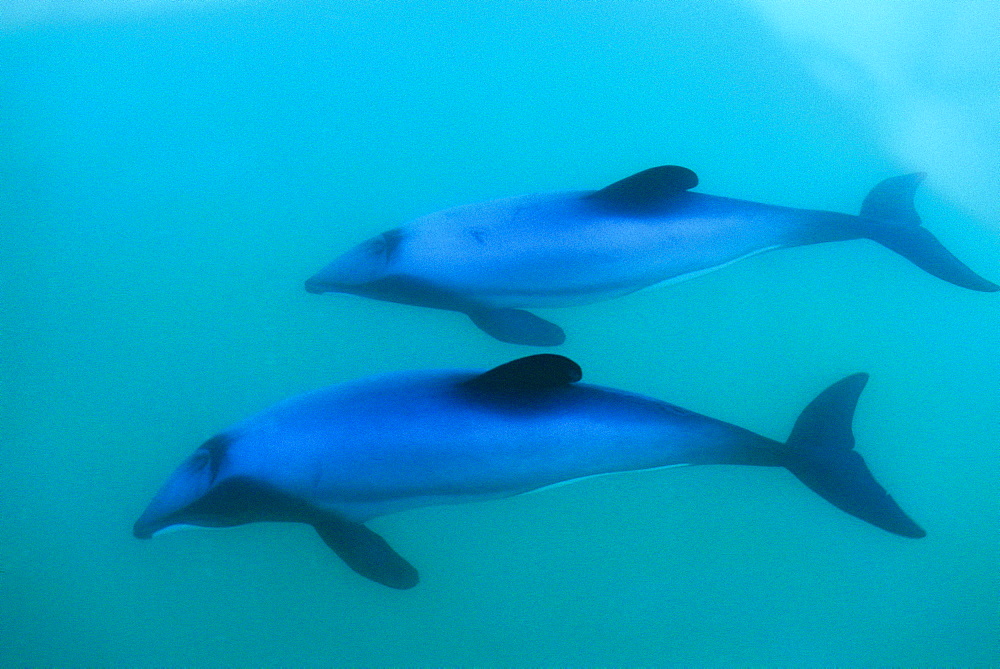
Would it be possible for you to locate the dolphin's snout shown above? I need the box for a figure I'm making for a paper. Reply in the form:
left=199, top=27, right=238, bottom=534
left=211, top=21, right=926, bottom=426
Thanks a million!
left=304, top=277, right=330, bottom=294
left=305, top=272, right=354, bottom=294
left=132, top=514, right=161, bottom=539
left=306, top=234, right=394, bottom=295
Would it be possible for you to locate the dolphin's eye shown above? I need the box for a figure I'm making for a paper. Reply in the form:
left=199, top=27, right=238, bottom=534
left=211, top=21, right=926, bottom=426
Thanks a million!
left=187, top=433, right=231, bottom=483
left=185, top=450, right=211, bottom=472
left=381, top=228, right=404, bottom=261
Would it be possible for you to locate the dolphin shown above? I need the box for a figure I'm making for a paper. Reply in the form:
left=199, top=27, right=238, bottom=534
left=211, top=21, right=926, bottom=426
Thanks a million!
left=305, top=166, right=997, bottom=345
left=134, top=354, right=925, bottom=589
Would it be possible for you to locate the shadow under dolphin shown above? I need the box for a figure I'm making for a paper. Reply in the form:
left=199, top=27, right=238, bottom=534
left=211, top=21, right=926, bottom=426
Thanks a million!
left=306, top=166, right=997, bottom=345
left=134, top=355, right=925, bottom=589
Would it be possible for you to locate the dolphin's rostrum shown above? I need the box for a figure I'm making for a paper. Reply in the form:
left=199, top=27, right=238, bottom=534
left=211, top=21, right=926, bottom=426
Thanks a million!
left=306, top=166, right=997, bottom=345
left=134, top=355, right=925, bottom=589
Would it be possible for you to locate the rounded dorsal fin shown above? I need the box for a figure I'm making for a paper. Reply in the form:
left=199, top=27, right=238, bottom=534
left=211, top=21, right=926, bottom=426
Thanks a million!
left=463, top=354, right=582, bottom=392
left=585, top=165, right=699, bottom=212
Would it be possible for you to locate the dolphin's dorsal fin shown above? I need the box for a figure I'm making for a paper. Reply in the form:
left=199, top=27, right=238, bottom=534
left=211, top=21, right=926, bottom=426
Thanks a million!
left=464, top=354, right=582, bottom=392
left=586, top=165, right=698, bottom=212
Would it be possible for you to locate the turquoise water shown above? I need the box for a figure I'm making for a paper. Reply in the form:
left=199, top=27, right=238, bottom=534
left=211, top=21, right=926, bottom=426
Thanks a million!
left=2, top=2, right=998, bottom=666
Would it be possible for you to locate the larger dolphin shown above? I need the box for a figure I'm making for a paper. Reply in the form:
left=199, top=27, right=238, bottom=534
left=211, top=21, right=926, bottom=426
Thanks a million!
left=306, top=166, right=997, bottom=345
left=134, top=355, right=925, bottom=589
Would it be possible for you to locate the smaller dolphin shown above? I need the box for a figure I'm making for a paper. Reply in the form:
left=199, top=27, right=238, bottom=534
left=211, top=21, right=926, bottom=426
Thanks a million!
left=306, top=166, right=997, bottom=345
left=134, top=355, right=925, bottom=589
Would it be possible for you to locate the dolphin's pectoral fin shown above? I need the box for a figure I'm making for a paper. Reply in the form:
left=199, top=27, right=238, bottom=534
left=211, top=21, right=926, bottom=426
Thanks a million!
left=585, top=165, right=698, bottom=213
left=467, top=308, right=566, bottom=346
left=312, top=515, right=419, bottom=589
left=465, top=354, right=582, bottom=392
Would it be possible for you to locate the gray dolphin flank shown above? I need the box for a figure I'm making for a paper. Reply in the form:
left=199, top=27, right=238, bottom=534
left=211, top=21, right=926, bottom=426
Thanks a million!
left=305, top=166, right=998, bottom=345
left=134, top=355, right=925, bottom=590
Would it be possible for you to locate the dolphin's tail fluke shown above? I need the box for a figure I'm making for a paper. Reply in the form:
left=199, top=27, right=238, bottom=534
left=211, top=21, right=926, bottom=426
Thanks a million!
left=860, top=173, right=998, bottom=291
left=781, top=373, right=926, bottom=538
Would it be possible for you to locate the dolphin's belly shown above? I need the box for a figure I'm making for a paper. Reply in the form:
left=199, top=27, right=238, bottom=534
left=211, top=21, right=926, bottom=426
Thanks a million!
left=393, top=193, right=797, bottom=308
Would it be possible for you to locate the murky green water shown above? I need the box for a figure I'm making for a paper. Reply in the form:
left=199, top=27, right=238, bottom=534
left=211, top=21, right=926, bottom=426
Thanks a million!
left=2, top=2, right=998, bottom=666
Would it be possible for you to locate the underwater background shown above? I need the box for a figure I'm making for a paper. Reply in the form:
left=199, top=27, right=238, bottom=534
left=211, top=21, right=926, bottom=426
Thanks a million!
left=2, top=1, right=998, bottom=666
